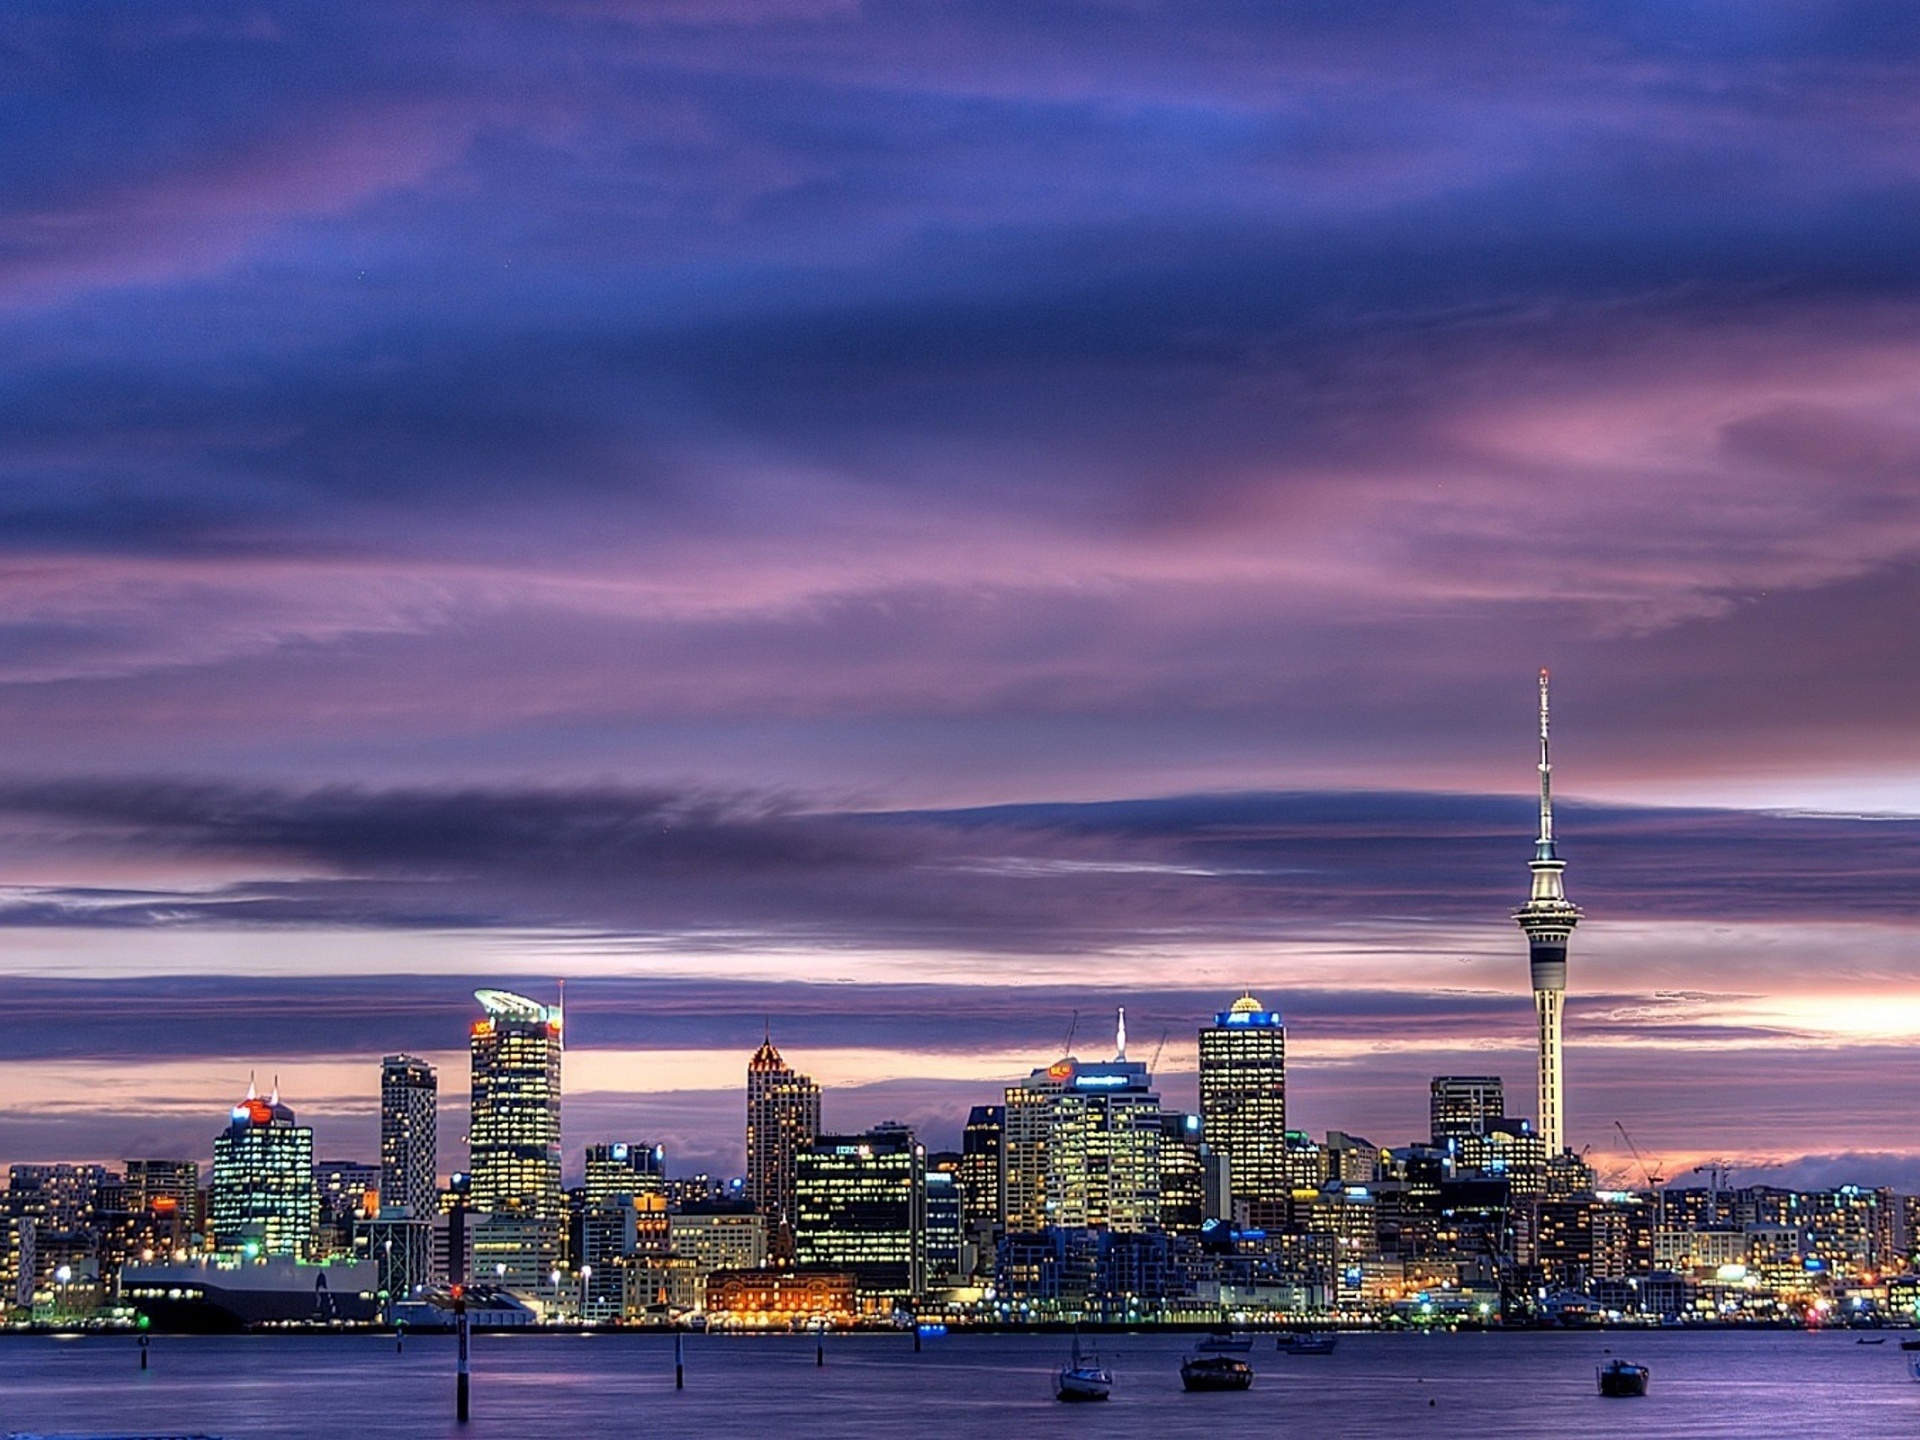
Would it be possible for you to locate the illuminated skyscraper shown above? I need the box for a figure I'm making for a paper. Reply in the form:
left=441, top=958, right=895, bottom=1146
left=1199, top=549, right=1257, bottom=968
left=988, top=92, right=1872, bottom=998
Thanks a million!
left=1003, top=1012, right=1162, bottom=1233
left=794, top=1125, right=926, bottom=1299
left=1197, top=993, right=1287, bottom=1206
left=959, top=1105, right=1004, bottom=1230
left=210, top=1082, right=317, bottom=1259
left=468, top=989, right=563, bottom=1286
left=746, top=1032, right=820, bottom=1257
left=1513, top=670, right=1580, bottom=1155
left=379, top=1055, right=438, bottom=1219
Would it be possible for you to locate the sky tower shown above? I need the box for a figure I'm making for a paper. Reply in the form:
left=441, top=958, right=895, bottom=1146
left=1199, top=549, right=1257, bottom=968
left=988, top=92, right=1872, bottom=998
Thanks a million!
left=1514, top=668, right=1580, bottom=1155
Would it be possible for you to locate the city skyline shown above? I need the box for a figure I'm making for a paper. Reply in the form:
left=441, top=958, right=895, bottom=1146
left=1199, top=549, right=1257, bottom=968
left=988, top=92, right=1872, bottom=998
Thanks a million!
left=5, top=0, right=1920, bottom=1202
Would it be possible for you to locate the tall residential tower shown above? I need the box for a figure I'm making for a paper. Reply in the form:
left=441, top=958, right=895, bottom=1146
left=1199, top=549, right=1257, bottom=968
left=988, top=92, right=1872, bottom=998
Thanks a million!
left=746, top=1032, right=821, bottom=1259
left=379, top=1055, right=438, bottom=1219
left=1513, top=670, right=1580, bottom=1155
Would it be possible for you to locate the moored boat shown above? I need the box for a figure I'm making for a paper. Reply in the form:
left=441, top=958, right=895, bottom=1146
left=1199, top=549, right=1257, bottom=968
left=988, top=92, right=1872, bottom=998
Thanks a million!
left=1055, top=1329, right=1113, bottom=1402
left=1195, top=1328, right=1253, bottom=1353
left=1277, top=1330, right=1338, bottom=1355
left=1181, top=1352, right=1254, bottom=1391
left=1596, top=1358, right=1650, bottom=1397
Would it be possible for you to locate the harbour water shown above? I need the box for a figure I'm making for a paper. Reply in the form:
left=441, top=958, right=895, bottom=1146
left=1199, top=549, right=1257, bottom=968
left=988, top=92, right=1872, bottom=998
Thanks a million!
left=2, top=1329, right=1915, bottom=1438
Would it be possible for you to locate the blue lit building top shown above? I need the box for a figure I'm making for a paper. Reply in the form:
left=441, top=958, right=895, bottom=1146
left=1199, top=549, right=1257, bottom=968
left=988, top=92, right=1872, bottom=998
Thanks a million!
left=1213, top=992, right=1283, bottom=1028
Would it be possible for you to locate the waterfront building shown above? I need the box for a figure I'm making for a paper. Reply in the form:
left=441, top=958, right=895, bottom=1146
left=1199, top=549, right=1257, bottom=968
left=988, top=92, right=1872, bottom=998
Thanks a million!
left=1004, top=1016, right=1163, bottom=1233
left=97, top=1160, right=201, bottom=1276
left=705, top=1267, right=856, bottom=1327
left=794, top=1124, right=927, bottom=1300
left=1198, top=993, right=1288, bottom=1206
left=210, top=1083, right=317, bottom=1260
left=746, top=1031, right=820, bottom=1259
left=583, top=1142, right=666, bottom=1205
left=371, top=1055, right=437, bottom=1301
left=1157, top=1112, right=1209, bottom=1238
left=2, top=1217, right=32, bottom=1310
left=468, top=988, right=564, bottom=1287
left=314, top=1159, right=380, bottom=1258
left=959, top=1105, right=1004, bottom=1229
left=926, top=1169, right=964, bottom=1284
left=669, top=1207, right=769, bottom=1275
left=1513, top=669, right=1581, bottom=1155
left=5, top=1163, right=108, bottom=1237
left=959, top=1104, right=1004, bottom=1275
left=1430, top=1077, right=1505, bottom=1144
left=379, top=1055, right=438, bottom=1219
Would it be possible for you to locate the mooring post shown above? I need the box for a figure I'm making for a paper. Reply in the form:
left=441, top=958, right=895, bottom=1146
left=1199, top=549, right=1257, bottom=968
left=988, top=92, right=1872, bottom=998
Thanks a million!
left=817, top=1334, right=825, bottom=1367
left=455, top=1287, right=471, bottom=1424
left=139, top=1334, right=149, bottom=1371
left=674, top=1326, right=685, bottom=1390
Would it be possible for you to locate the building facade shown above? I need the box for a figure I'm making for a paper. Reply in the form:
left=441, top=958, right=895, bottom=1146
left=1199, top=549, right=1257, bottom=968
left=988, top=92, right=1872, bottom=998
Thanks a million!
left=1004, top=1044, right=1163, bottom=1234
left=746, top=1033, right=821, bottom=1258
left=210, top=1085, right=317, bottom=1259
left=1430, top=1076, right=1505, bottom=1144
left=1198, top=994, right=1287, bottom=1207
left=379, top=1055, right=438, bottom=1219
left=794, top=1126, right=927, bottom=1300
left=468, top=989, right=564, bottom=1287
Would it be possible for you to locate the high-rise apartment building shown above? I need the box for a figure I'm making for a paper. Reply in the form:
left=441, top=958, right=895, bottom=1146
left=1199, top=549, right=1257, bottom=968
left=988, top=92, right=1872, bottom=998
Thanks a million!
left=210, top=1083, right=317, bottom=1259
left=468, top=988, right=563, bottom=1287
left=5, top=1164, right=109, bottom=1237
left=379, top=1055, right=438, bottom=1219
left=1430, top=1076, right=1505, bottom=1144
left=1198, top=994, right=1287, bottom=1206
left=746, top=1032, right=820, bottom=1257
left=794, top=1125, right=926, bottom=1299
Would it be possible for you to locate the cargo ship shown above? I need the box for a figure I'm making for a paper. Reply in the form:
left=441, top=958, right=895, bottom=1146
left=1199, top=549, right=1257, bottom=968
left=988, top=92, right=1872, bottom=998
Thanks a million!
left=120, top=1258, right=380, bottom=1331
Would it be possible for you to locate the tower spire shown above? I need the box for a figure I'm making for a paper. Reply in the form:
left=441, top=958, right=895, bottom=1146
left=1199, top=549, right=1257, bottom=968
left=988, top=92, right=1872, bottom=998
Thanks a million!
left=1116, top=1006, right=1127, bottom=1061
left=1514, top=667, right=1580, bottom=1156
left=1537, top=667, right=1554, bottom=853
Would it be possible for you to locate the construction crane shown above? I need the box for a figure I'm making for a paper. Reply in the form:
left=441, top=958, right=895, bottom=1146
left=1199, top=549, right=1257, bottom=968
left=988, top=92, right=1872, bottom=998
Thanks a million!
left=1615, top=1120, right=1667, bottom=1230
left=1613, top=1121, right=1667, bottom=1189
left=1147, top=1027, right=1170, bottom=1079
left=1060, top=1010, right=1079, bottom=1061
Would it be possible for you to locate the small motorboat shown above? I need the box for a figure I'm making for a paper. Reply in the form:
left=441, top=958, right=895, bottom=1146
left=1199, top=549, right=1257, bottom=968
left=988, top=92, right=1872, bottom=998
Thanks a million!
left=1277, top=1329, right=1338, bottom=1355
left=1195, top=1328, right=1253, bottom=1353
left=1597, top=1358, right=1650, bottom=1397
left=1055, top=1328, right=1113, bottom=1403
left=1900, top=1337, right=1920, bottom=1351
left=1858, top=1336, right=1887, bottom=1345
left=1181, top=1351, right=1255, bottom=1391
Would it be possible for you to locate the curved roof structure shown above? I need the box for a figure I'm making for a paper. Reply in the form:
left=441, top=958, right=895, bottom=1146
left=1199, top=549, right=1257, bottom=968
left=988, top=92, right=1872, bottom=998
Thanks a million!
left=474, top=988, right=553, bottom=1024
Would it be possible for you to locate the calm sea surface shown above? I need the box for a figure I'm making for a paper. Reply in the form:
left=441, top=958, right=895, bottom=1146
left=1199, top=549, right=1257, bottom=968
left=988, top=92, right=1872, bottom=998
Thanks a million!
left=2, top=1329, right=1916, bottom=1438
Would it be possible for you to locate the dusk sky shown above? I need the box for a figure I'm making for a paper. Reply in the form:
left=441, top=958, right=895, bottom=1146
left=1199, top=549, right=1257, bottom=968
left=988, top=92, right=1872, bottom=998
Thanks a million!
left=5, top=0, right=1920, bottom=1189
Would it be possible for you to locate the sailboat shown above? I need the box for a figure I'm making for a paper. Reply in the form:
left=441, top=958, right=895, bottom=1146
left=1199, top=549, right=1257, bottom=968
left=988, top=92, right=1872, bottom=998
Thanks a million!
left=1056, top=1327, right=1113, bottom=1402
